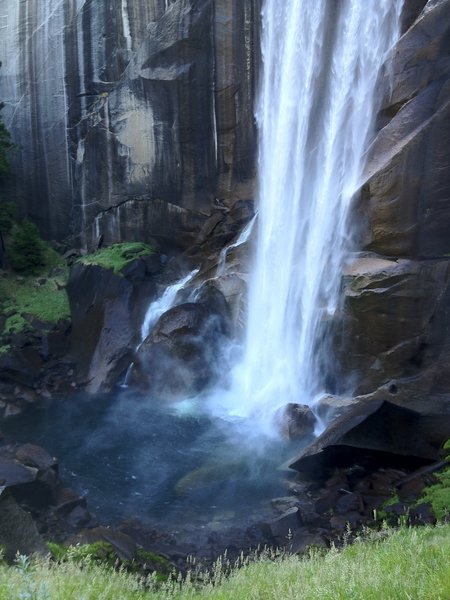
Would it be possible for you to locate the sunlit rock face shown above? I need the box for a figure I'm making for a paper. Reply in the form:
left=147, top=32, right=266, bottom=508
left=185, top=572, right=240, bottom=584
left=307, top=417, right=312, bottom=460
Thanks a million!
left=0, top=0, right=260, bottom=248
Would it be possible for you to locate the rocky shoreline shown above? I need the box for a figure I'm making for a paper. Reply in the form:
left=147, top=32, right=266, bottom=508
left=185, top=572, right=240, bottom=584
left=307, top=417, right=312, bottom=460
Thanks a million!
left=0, top=418, right=446, bottom=577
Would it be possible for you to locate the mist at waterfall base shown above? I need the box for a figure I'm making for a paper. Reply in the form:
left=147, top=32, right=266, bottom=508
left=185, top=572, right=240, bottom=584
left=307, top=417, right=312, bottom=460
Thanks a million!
left=8, top=392, right=295, bottom=528
left=8, top=0, right=403, bottom=529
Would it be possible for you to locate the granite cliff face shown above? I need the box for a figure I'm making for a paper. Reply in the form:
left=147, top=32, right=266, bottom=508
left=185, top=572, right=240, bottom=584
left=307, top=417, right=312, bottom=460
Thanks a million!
left=1, top=0, right=260, bottom=248
left=343, top=0, right=450, bottom=415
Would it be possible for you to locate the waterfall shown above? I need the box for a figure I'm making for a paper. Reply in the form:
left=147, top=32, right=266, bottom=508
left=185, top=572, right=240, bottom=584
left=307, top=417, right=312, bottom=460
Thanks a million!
left=216, top=214, right=258, bottom=277
left=140, top=269, right=199, bottom=342
left=120, top=269, right=199, bottom=389
left=211, top=0, right=403, bottom=436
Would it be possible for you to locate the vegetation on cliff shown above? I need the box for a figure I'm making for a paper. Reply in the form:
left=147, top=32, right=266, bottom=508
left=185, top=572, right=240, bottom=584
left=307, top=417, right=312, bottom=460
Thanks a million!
left=0, top=246, right=69, bottom=353
left=0, top=94, right=14, bottom=178
left=0, top=525, right=449, bottom=599
left=79, top=242, right=154, bottom=275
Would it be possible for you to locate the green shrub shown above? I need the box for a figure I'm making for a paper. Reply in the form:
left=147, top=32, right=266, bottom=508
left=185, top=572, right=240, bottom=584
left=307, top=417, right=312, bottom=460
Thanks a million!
left=8, top=220, right=47, bottom=275
left=3, top=313, right=30, bottom=335
left=418, top=440, right=450, bottom=521
left=0, top=201, right=16, bottom=236
left=0, top=95, right=15, bottom=179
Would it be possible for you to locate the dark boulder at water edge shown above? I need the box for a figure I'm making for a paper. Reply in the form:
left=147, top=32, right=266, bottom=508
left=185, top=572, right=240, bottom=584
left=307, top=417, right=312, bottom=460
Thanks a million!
left=133, top=284, right=232, bottom=398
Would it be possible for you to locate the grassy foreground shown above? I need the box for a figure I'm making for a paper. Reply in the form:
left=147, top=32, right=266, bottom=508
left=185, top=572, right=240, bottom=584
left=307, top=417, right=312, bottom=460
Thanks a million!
left=0, top=525, right=449, bottom=599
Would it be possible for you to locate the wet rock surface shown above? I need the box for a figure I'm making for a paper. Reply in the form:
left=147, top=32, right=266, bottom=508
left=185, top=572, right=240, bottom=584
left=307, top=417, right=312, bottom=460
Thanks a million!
left=67, top=260, right=157, bottom=393
left=288, top=399, right=450, bottom=477
left=362, top=0, right=450, bottom=258
left=340, top=254, right=450, bottom=410
left=134, top=284, right=232, bottom=397
left=276, top=403, right=317, bottom=441
left=341, top=0, right=450, bottom=410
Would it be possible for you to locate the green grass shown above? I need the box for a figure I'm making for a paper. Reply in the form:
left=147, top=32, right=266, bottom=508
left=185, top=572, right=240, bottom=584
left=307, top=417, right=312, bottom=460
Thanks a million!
left=79, top=242, right=154, bottom=275
left=0, top=525, right=449, bottom=599
left=0, top=274, right=69, bottom=329
left=0, top=257, right=70, bottom=342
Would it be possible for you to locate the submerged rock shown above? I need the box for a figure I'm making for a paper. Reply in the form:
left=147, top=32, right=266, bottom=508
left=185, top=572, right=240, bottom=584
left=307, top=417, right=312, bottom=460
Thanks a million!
left=174, top=461, right=250, bottom=496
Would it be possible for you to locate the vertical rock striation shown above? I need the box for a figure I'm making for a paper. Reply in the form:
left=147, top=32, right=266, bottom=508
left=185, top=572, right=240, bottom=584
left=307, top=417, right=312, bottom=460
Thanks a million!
left=0, top=0, right=260, bottom=248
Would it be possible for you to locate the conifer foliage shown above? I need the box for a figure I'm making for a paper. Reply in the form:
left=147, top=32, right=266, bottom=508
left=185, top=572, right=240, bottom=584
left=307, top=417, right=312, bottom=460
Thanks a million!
left=8, top=220, right=47, bottom=274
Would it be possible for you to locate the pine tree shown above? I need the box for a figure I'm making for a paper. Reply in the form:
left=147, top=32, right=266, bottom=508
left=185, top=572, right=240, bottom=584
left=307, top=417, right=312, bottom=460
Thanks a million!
left=0, top=101, right=13, bottom=178
left=9, top=220, right=47, bottom=274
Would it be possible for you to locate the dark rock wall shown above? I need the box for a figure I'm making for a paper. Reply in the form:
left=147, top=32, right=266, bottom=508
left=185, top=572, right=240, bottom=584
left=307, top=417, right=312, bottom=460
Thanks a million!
left=344, top=0, right=450, bottom=412
left=1, top=0, right=260, bottom=248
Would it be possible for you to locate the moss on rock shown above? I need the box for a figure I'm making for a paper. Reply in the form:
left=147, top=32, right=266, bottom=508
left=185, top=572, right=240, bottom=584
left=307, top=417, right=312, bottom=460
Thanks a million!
left=0, top=257, right=70, bottom=350
left=78, top=243, right=154, bottom=275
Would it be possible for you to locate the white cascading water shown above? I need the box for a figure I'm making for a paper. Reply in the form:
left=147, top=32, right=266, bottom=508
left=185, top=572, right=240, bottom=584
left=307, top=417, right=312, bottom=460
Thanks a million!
left=140, top=269, right=199, bottom=342
left=211, top=0, right=403, bottom=436
left=216, top=214, right=258, bottom=277
left=121, top=269, right=199, bottom=388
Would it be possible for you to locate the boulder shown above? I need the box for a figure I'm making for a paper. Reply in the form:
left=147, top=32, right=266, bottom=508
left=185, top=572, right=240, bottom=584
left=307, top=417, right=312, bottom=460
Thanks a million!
left=15, top=443, right=57, bottom=471
left=340, top=256, right=450, bottom=403
left=315, top=395, right=359, bottom=423
left=67, top=262, right=156, bottom=393
left=0, top=444, right=59, bottom=509
left=276, top=403, right=317, bottom=440
left=53, top=487, right=87, bottom=516
left=262, top=507, right=302, bottom=542
left=133, top=285, right=231, bottom=397
left=0, top=347, right=42, bottom=387
left=0, top=489, right=47, bottom=561
left=289, top=529, right=328, bottom=555
left=287, top=399, right=450, bottom=480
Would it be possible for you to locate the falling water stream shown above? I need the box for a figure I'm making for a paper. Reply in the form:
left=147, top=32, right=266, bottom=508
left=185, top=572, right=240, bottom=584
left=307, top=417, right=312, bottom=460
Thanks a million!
left=212, top=0, right=404, bottom=436
left=140, top=269, right=199, bottom=342
left=216, top=214, right=258, bottom=277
